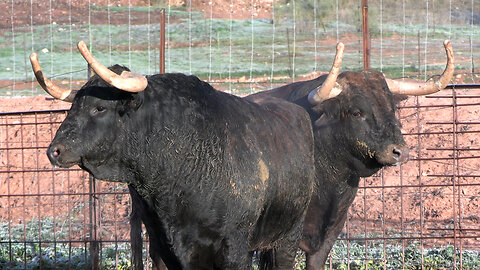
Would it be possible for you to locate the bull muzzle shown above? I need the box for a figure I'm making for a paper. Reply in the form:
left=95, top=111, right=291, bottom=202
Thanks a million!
left=47, top=143, right=78, bottom=168
left=377, top=144, right=410, bottom=166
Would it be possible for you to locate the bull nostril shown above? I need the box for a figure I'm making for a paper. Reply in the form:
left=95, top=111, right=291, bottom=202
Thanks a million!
left=392, top=148, right=402, bottom=160
left=47, top=146, right=62, bottom=161
left=380, top=145, right=410, bottom=166
left=49, top=147, right=59, bottom=156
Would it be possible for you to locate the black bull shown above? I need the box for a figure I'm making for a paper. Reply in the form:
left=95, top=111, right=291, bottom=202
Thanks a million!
left=44, top=66, right=316, bottom=269
left=115, top=40, right=452, bottom=268
left=247, top=39, right=454, bottom=269
left=249, top=70, right=410, bottom=269
left=131, top=70, right=411, bottom=270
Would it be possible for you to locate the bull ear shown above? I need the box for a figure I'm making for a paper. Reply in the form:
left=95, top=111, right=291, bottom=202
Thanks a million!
left=393, top=94, right=408, bottom=103
left=312, top=98, right=340, bottom=127
left=119, top=93, right=144, bottom=116
left=127, top=93, right=144, bottom=112
left=133, top=93, right=144, bottom=109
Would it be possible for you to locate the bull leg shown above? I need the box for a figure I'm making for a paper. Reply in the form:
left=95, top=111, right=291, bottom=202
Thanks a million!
left=304, top=227, right=342, bottom=270
left=258, top=250, right=273, bottom=270
left=270, top=217, right=305, bottom=270
left=218, top=235, right=252, bottom=270
left=129, top=185, right=175, bottom=270
left=260, top=193, right=351, bottom=270
left=147, top=229, right=178, bottom=270
left=257, top=240, right=301, bottom=269
left=305, top=250, right=327, bottom=270
left=272, top=248, right=298, bottom=270
left=305, top=208, right=350, bottom=270
left=149, top=240, right=167, bottom=270
left=222, top=248, right=252, bottom=269
left=152, top=257, right=168, bottom=270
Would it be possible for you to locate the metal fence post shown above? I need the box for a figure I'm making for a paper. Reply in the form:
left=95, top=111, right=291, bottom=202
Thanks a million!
left=362, top=0, right=370, bottom=69
left=160, top=8, right=166, bottom=74
left=89, top=174, right=100, bottom=270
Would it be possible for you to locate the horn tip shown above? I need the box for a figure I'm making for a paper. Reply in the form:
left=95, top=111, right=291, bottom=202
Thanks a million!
left=443, top=40, right=454, bottom=64
left=30, top=53, right=38, bottom=61
left=77, top=40, right=87, bottom=50
left=336, top=42, right=345, bottom=51
left=443, top=40, right=452, bottom=48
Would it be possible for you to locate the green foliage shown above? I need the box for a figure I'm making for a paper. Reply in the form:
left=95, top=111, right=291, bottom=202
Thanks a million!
left=1, top=219, right=480, bottom=268
left=274, top=0, right=360, bottom=29
left=321, top=239, right=480, bottom=269
left=0, top=220, right=132, bottom=269
left=1, top=1, right=480, bottom=96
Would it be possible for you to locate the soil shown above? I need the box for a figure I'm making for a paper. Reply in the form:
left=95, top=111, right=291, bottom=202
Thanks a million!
left=0, top=0, right=272, bottom=31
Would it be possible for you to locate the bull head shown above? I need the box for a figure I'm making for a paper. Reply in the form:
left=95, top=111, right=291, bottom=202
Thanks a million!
left=308, top=40, right=455, bottom=105
left=30, top=41, right=148, bottom=102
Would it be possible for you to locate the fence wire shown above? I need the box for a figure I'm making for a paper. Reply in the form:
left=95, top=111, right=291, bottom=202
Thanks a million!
left=1, top=0, right=480, bottom=269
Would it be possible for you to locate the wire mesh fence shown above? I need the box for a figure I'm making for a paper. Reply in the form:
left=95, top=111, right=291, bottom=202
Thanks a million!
left=2, top=0, right=480, bottom=98
left=2, top=88, right=480, bottom=269
left=0, top=109, right=133, bottom=269
left=1, top=0, right=480, bottom=269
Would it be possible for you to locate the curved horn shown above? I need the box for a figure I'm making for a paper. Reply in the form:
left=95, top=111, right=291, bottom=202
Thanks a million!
left=308, top=42, right=345, bottom=105
left=77, top=41, right=148, bottom=92
left=386, top=40, right=454, bottom=96
left=30, top=53, right=76, bottom=102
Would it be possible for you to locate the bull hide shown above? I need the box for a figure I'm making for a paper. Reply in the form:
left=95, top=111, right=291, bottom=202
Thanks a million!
left=45, top=65, right=315, bottom=269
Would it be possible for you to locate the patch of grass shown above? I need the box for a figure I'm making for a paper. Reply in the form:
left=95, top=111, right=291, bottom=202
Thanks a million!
left=2, top=218, right=479, bottom=269
left=378, top=23, right=480, bottom=40
left=325, top=239, right=480, bottom=270
left=0, top=20, right=359, bottom=90
left=1, top=2, right=478, bottom=97
left=0, top=219, right=132, bottom=269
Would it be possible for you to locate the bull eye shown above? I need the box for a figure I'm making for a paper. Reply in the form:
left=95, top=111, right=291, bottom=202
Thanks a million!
left=91, top=106, right=106, bottom=116
left=352, top=111, right=362, bottom=118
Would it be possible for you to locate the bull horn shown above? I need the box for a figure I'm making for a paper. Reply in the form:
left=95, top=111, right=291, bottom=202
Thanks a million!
left=30, top=53, right=77, bottom=102
left=308, top=42, right=345, bottom=105
left=386, top=40, right=454, bottom=96
left=77, top=41, right=148, bottom=92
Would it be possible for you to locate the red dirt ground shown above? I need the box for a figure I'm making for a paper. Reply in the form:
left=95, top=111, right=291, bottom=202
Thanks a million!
left=0, top=0, right=272, bottom=30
